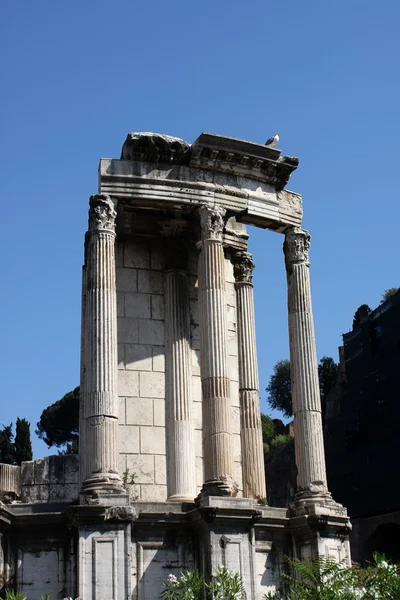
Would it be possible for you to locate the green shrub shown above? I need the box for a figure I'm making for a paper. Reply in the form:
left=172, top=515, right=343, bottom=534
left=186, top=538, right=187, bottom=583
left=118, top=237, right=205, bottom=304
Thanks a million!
left=161, top=566, right=245, bottom=600
left=265, top=553, right=400, bottom=600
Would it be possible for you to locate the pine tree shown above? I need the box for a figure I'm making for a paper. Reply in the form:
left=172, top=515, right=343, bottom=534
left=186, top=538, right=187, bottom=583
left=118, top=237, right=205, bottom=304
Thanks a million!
left=15, top=418, right=33, bottom=464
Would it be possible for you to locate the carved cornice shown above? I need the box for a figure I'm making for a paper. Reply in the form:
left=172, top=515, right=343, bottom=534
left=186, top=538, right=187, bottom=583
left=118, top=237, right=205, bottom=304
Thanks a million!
left=119, top=132, right=299, bottom=191
left=88, top=194, right=117, bottom=233
left=121, top=132, right=191, bottom=165
left=283, top=227, right=311, bottom=266
left=233, top=252, right=255, bottom=283
left=198, top=205, right=226, bottom=241
left=190, top=133, right=299, bottom=190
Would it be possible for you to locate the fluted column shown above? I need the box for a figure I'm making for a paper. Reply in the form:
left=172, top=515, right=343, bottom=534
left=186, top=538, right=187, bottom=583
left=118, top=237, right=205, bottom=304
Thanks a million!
left=79, top=265, right=87, bottom=487
left=81, top=194, right=123, bottom=495
left=198, top=205, right=234, bottom=496
left=165, top=237, right=196, bottom=501
left=284, top=227, right=330, bottom=500
left=233, top=252, right=266, bottom=501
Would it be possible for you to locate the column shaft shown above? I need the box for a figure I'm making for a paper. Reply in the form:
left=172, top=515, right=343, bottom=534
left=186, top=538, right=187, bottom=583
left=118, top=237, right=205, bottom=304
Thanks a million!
left=198, top=206, right=234, bottom=496
left=79, top=265, right=87, bottom=487
left=81, top=194, right=123, bottom=494
left=165, top=267, right=196, bottom=501
left=284, top=228, right=328, bottom=497
left=234, top=252, right=266, bottom=500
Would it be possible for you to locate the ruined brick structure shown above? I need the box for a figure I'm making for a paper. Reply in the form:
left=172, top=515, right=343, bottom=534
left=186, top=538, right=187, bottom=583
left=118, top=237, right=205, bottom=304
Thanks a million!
left=0, top=132, right=351, bottom=598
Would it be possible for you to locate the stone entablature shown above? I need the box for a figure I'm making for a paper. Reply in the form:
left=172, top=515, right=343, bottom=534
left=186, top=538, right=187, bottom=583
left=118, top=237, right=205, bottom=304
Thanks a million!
left=101, top=132, right=302, bottom=233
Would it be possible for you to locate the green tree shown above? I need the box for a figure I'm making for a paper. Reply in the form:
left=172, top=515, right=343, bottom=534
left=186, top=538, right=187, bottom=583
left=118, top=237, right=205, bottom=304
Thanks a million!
left=266, top=359, right=292, bottom=418
left=318, top=355, right=339, bottom=402
left=352, top=303, right=371, bottom=329
left=260, top=414, right=276, bottom=452
left=14, top=418, right=33, bottom=464
left=381, top=287, right=399, bottom=303
left=266, top=357, right=338, bottom=418
left=36, top=387, right=79, bottom=452
left=0, top=424, right=16, bottom=465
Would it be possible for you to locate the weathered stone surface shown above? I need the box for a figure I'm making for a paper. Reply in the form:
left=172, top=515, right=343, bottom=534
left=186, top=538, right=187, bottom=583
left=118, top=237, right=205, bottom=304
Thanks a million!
left=81, top=194, right=124, bottom=495
left=19, top=455, right=79, bottom=503
left=5, top=131, right=351, bottom=600
left=121, top=132, right=191, bottom=165
left=0, top=464, right=21, bottom=497
left=165, top=265, right=196, bottom=501
left=198, top=205, right=235, bottom=496
left=233, top=251, right=266, bottom=501
left=284, top=228, right=328, bottom=498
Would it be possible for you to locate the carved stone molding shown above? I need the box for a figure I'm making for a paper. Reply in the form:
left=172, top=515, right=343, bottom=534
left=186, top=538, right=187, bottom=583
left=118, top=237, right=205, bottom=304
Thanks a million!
left=104, top=506, right=137, bottom=522
left=283, top=227, right=311, bottom=266
left=198, top=205, right=226, bottom=241
left=233, top=252, right=255, bottom=284
left=89, top=194, right=117, bottom=233
left=121, top=132, right=191, bottom=165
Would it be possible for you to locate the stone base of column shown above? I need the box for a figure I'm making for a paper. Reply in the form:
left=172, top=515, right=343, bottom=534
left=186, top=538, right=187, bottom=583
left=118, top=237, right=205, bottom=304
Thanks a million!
left=290, top=499, right=352, bottom=564
left=292, top=485, right=345, bottom=515
left=81, top=472, right=127, bottom=504
left=167, top=494, right=196, bottom=503
left=197, top=478, right=236, bottom=500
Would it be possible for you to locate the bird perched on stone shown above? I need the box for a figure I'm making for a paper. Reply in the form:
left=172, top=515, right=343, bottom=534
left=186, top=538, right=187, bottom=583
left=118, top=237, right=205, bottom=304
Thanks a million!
left=264, top=133, right=279, bottom=148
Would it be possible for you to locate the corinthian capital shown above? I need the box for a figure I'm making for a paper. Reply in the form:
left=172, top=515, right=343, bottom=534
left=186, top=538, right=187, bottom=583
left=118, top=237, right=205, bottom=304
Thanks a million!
left=233, top=252, right=255, bottom=283
left=283, top=227, right=311, bottom=266
left=198, top=205, right=226, bottom=241
left=88, top=194, right=117, bottom=233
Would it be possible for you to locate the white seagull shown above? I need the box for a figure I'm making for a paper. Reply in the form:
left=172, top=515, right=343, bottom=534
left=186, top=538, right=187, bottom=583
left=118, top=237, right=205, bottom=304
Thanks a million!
left=264, top=133, right=279, bottom=148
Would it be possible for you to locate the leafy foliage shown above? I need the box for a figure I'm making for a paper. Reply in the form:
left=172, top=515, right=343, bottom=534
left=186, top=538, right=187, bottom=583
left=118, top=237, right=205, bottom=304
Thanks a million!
left=208, top=566, right=245, bottom=600
left=266, top=357, right=338, bottom=418
left=14, top=418, right=33, bottom=464
left=352, top=304, right=371, bottom=329
left=266, top=360, right=292, bottom=417
left=318, top=356, right=339, bottom=402
left=0, top=425, right=16, bottom=465
left=4, top=592, right=27, bottom=600
left=265, top=553, right=400, bottom=600
left=161, top=566, right=245, bottom=600
left=270, top=434, right=292, bottom=449
left=261, top=414, right=276, bottom=452
left=162, top=571, right=204, bottom=600
left=36, top=387, right=79, bottom=451
left=381, top=288, right=399, bottom=303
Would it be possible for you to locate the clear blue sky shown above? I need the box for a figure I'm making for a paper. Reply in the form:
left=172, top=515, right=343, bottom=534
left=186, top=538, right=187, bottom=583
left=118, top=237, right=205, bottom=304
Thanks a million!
left=2, top=1, right=400, bottom=458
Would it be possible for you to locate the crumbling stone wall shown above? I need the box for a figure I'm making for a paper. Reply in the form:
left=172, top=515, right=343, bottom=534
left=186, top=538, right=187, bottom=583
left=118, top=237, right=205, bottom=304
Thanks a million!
left=20, top=455, right=79, bottom=503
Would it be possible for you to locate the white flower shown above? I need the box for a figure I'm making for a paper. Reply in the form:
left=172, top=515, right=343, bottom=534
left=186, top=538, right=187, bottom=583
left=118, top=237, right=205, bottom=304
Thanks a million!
left=380, top=560, right=389, bottom=568
left=167, top=574, right=178, bottom=584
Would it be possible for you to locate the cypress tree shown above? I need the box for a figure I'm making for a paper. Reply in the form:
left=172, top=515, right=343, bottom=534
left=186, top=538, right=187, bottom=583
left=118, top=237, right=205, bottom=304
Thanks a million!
left=15, top=418, right=33, bottom=464
left=0, top=424, right=16, bottom=465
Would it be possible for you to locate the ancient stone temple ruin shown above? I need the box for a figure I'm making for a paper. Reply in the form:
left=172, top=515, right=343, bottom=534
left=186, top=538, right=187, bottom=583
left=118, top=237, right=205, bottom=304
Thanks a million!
left=0, top=132, right=351, bottom=598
